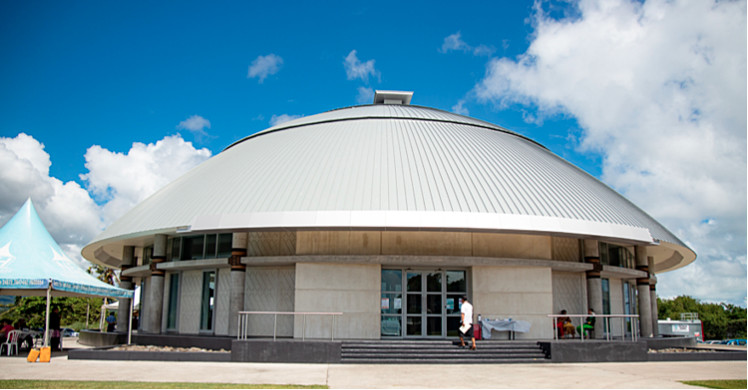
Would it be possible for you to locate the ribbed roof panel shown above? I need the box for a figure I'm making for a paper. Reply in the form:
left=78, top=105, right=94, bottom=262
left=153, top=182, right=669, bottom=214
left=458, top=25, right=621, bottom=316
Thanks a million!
left=84, top=104, right=693, bottom=269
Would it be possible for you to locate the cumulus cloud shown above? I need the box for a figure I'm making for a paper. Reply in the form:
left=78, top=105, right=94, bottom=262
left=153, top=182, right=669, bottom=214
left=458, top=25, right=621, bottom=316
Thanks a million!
left=440, top=32, right=495, bottom=56
left=81, top=135, right=212, bottom=225
left=0, top=134, right=103, bottom=269
left=177, top=115, right=211, bottom=140
left=269, top=114, right=302, bottom=127
left=475, top=0, right=746, bottom=305
left=356, top=86, right=374, bottom=104
left=247, top=54, right=283, bottom=83
left=0, top=133, right=212, bottom=270
left=344, top=50, right=380, bottom=82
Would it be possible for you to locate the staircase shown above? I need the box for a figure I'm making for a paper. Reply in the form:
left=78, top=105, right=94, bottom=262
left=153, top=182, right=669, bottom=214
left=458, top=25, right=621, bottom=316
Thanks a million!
left=340, top=340, right=548, bottom=364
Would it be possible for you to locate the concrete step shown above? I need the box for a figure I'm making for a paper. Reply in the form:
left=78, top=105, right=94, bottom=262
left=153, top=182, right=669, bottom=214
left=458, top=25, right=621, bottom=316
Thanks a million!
left=342, top=357, right=548, bottom=364
left=340, top=340, right=549, bottom=364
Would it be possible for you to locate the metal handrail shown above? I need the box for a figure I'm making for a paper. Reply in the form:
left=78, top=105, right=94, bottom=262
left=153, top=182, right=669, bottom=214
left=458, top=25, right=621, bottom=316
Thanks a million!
left=237, top=311, right=343, bottom=341
left=548, top=314, right=640, bottom=342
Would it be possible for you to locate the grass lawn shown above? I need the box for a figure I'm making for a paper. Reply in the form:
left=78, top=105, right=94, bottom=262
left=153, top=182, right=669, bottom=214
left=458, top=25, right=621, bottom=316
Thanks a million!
left=0, top=380, right=327, bottom=389
left=681, top=380, right=747, bottom=389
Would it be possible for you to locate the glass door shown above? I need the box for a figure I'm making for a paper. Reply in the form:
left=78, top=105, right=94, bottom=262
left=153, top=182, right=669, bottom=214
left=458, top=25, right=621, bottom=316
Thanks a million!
left=381, top=268, right=466, bottom=339
left=405, top=271, right=424, bottom=337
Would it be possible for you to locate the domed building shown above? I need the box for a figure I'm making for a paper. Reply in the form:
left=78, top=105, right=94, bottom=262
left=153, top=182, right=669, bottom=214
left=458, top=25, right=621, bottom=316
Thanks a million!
left=82, top=91, right=695, bottom=342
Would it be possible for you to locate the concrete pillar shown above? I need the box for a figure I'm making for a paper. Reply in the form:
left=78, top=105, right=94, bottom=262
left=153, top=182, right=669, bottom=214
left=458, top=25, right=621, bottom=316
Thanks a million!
left=583, top=239, right=603, bottom=339
left=145, top=234, right=167, bottom=333
left=116, top=246, right=135, bottom=333
left=649, top=256, right=659, bottom=337
left=635, top=246, right=653, bottom=337
left=228, top=233, right=248, bottom=337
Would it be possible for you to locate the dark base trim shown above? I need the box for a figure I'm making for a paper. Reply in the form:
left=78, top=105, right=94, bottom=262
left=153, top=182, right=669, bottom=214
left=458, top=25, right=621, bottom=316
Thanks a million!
left=231, top=339, right=341, bottom=363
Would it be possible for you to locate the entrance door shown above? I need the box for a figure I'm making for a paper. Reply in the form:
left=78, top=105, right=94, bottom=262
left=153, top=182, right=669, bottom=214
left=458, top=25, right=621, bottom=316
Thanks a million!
left=381, top=268, right=467, bottom=339
left=405, top=271, right=444, bottom=337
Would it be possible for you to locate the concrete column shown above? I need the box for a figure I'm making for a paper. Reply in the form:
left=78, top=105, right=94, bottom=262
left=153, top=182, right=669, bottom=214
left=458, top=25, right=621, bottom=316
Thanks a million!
left=635, top=246, right=653, bottom=337
left=649, top=256, right=659, bottom=337
left=583, top=239, right=603, bottom=339
left=145, top=234, right=167, bottom=333
left=116, top=245, right=135, bottom=333
left=228, top=233, right=248, bottom=337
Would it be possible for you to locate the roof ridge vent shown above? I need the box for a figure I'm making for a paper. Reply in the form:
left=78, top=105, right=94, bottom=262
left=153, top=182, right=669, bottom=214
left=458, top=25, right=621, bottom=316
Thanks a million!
left=374, top=90, right=413, bottom=105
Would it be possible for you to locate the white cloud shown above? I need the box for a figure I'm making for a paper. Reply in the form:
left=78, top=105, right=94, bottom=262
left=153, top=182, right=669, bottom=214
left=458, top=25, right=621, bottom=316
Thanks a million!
left=344, top=50, right=380, bottom=82
left=269, top=114, right=302, bottom=127
left=0, top=133, right=102, bottom=270
left=177, top=115, right=211, bottom=138
left=247, top=54, right=283, bottom=83
left=475, top=0, right=746, bottom=305
left=356, top=86, right=374, bottom=104
left=81, top=135, right=212, bottom=225
left=451, top=99, right=469, bottom=115
left=440, top=31, right=495, bottom=56
left=0, top=133, right=212, bottom=271
left=440, top=32, right=471, bottom=53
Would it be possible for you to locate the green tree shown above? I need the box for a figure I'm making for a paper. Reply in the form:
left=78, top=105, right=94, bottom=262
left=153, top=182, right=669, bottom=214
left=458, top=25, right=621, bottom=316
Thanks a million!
left=658, top=295, right=747, bottom=340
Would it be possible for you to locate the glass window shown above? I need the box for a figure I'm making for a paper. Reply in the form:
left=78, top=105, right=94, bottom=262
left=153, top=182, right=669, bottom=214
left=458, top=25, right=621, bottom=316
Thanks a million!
left=381, top=315, right=401, bottom=337
left=446, top=271, right=466, bottom=292
left=407, top=294, right=422, bottom=314
left=142, top=246, right=152, bottom=266
left=406, top=316, right=422, bottom=336
left=427, top=317, right=442, bottom=336
left=170, top=238, right=181, bottom=261
left=167, top=273, right=180, bottom=330
left=190, top=236, right=205, bottom=260
left=427, top=295, right=442, bottom=314
left=217, top=234, right=233, bottom=258
left=406, top=272, right=422, bottom=292
left=200, top=271, right=216, bottom=331
left=381, top=270, right=402, bottom=292
left=380, top=293, right=402, bottom=314
left=426, top=272, right=442, bottom=292
left=204, top=235, right=217, bottom=259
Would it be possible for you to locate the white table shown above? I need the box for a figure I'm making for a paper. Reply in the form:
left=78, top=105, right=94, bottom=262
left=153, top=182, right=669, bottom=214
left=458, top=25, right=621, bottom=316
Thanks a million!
left=480, top=319, right=531, bottom=340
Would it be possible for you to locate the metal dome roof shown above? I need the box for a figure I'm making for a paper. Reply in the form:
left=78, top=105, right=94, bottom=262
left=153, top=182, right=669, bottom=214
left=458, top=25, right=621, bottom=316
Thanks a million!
left=82, top=101, right=695, bottom=271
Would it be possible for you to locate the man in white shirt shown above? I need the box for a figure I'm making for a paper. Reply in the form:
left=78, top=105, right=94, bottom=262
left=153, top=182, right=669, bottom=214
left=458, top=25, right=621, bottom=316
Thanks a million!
left=459, top=296, right=476, bottom=350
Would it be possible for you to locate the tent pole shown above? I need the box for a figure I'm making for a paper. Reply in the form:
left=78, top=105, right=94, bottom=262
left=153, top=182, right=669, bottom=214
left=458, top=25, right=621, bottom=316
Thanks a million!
left=44, top=282, right=51, bottom=348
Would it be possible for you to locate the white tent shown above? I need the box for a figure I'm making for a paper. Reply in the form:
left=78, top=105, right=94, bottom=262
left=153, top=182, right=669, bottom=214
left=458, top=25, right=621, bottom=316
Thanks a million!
left=0, top=199, right=133, bottom=347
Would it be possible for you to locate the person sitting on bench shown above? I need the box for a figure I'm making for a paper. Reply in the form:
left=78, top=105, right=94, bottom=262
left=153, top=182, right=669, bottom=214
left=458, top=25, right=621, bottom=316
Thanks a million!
left=577, top=308, right=595, bottom=338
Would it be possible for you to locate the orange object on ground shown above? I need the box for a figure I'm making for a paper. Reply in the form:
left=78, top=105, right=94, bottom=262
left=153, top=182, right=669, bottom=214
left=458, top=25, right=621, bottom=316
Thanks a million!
left=39, top=346, right=51, bottom=363
left=26, top=348, right=40, bottom=362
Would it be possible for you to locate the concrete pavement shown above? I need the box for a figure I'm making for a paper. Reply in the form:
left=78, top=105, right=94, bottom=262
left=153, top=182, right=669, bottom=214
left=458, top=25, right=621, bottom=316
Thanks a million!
left=0, top=354, right=745, bottom=388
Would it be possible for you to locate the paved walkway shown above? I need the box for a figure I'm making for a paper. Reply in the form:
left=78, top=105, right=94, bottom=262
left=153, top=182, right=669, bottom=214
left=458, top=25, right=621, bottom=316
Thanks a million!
left=1, top=355, right=745, bottom=388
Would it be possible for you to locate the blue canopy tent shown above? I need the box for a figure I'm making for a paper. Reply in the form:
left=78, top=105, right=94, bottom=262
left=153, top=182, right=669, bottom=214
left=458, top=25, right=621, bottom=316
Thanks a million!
left=0, top=199, right=132, bottom=348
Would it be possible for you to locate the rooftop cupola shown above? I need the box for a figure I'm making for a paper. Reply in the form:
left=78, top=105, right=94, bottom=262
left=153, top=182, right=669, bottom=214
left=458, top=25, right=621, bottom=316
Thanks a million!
left=373, top=90, right=413, bottom=105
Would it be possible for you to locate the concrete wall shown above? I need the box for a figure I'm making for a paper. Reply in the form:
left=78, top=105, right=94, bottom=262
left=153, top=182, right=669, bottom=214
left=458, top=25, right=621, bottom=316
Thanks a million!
left=294, top=230, right=557, bottom=260
left=472, top=266, right=553, bottom=339
left=608, top=278, right=624, bottom=337
left=139, top=277, right=150, bottom=332
left=294, top=263, right=380, bottom=339
left=552, top=271, right=587, bottom=315
left=244, top=266, right=296, bottom=337
left=473, top=233, right=551, bottom=260
left=178, top=270, right=202, bottom=335
left=161, top=273, right=174, bottom=333
left=215, top=268, right=231, bottom=336
left=297, top=231, right=381, bottom=255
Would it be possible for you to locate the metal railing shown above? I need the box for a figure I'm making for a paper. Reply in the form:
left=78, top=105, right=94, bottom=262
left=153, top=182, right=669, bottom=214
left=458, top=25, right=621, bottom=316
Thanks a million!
left=237, top=311, right=343, bottom=341
left=548, top=314, right=640, bottom=342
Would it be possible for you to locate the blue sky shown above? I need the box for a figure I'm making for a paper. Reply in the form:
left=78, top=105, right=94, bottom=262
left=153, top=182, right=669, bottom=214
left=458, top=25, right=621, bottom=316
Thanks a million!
left=0, top=0, right=745, bottom=306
